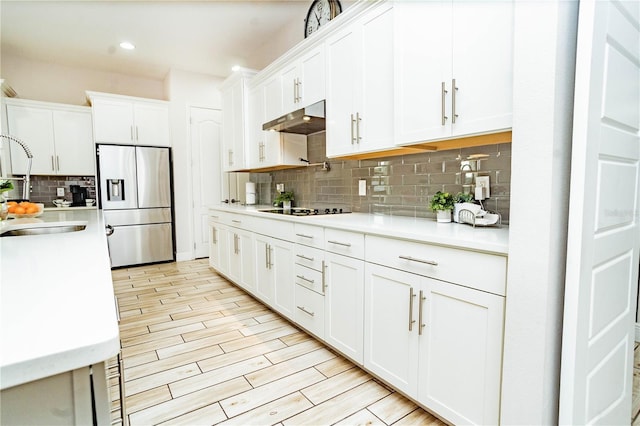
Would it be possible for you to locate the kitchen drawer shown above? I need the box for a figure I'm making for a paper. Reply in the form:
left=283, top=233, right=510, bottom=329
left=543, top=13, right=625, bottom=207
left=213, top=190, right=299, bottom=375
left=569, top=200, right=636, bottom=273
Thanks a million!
left=253, top=217, right=295, bottom=241
left=325, top=228, right=365, bottom=259
left=295, top=284, right=325, bottom=339
left=209, top=211, right=255, bottom=230
left=293, top=223, right=324, bottom=249
left=295, top=263, right=325, bottom=295
left=365, top=235, right=507, bottom=296
left=294, top=245, right=325, bottom=272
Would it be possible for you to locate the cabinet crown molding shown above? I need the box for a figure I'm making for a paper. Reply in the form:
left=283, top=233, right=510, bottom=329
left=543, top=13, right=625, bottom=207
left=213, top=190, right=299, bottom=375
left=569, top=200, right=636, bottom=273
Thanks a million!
left=250, top=0, right=386, bottom=87
left=85, top=90, right=169, bottom=106
left=2, top=97, right=91, bottom=112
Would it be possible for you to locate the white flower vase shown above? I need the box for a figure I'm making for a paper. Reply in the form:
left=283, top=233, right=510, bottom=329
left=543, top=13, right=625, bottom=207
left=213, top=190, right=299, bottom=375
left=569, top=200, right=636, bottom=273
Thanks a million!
left=282, top=200, right=292, bottom=210
left=436, top=209, right=452, bottom=223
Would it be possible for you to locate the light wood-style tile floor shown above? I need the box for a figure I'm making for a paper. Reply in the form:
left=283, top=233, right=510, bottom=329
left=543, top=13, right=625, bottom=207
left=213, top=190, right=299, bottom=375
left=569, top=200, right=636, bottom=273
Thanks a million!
left=111, top=259, right=445, bottom=426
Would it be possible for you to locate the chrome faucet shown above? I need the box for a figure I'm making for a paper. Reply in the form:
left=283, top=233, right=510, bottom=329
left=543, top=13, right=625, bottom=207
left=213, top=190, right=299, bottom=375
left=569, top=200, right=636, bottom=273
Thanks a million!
left=0, top=134, right=33, bottom=201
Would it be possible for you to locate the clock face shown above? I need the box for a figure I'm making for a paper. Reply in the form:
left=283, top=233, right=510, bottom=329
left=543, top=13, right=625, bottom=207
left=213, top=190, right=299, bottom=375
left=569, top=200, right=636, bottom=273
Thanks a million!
left=305, top=0, right=341, bottom=38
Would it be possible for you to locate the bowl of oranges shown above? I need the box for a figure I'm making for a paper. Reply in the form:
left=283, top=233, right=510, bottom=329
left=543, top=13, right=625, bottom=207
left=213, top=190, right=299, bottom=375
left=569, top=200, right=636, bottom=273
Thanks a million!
left=7, top=201, right=44, bottom=218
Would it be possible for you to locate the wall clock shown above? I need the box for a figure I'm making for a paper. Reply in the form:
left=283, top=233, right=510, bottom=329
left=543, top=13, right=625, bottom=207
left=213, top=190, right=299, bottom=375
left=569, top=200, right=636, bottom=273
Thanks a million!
left=304, top=0, right=342, bottom=38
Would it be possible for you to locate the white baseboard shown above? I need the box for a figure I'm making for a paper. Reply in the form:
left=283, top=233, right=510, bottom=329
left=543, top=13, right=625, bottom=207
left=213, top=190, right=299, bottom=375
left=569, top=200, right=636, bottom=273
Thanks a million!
left=635, top=323, right=640, bottom=342
left=175, top=251, right=193, bottom=262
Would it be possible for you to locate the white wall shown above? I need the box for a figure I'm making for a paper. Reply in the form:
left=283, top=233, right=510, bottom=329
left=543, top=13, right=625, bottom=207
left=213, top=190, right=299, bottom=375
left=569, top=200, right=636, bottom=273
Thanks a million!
left=164, top=68, right=224, bottom=261
left=0, top=54, right=165, bottom=105
left=501, top=1, right=578, bottom=423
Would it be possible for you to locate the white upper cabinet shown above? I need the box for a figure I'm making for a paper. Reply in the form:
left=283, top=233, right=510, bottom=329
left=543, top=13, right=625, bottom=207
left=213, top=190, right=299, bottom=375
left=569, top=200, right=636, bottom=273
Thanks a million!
left=282, top=45, right=326, bottom=114
left=247, top=83, right=307, bottom=170
left=394, top=1, right=513, bottom=145
left=326, top=3, right=394, bottom=158
left=220, top=69, right=256, bottom=171
left=5, top=99, right=95, bottom=176
left=87, top=91, right=171, bottom=147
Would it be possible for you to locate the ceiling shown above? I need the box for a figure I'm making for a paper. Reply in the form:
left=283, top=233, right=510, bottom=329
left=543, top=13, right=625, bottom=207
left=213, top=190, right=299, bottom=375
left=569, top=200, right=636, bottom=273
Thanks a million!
left=0, top=1, right=317, bottom=80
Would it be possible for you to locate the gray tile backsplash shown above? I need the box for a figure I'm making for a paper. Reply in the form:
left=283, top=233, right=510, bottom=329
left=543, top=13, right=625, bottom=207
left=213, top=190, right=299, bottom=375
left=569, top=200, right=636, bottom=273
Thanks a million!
left=251, top=133, right=512, bottom=223
left=12, top=176, right=97, bottom=205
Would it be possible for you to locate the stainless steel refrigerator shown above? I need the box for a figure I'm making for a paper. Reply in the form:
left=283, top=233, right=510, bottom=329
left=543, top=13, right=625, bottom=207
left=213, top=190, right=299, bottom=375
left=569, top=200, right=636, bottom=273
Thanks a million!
left=97, top=144, right=174, bottom=268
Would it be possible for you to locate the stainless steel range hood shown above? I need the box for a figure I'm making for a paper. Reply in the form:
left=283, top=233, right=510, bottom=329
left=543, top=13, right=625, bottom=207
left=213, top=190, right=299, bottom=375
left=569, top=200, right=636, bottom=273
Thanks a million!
left=262, top=100, right=325, bottom=135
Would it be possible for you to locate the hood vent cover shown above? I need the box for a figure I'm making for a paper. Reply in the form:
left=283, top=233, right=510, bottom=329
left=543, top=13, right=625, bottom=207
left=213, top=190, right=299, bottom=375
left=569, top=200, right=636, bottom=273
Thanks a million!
left=262, top=100, right=325, bottom=135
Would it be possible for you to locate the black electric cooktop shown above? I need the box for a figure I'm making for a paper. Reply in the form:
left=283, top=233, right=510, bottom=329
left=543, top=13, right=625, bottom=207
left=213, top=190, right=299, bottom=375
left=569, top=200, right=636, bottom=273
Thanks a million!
left=260, top=207, right=351, bottom=216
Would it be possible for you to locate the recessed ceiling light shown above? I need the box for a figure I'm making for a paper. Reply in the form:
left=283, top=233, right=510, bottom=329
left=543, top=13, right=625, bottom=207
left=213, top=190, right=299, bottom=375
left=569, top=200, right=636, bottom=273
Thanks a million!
left=231, top=65, right=241, bottom=72
left=119, top=41, right=135, bottom=50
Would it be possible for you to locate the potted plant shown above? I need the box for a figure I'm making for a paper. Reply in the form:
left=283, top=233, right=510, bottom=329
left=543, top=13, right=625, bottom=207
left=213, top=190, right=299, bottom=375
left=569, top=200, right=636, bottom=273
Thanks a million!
left=273, top=191, right=294, bottom=209
left=0, top=180, right=14, bottom=221
left=453, top=192, right=475, bottom=223
left=430, top=191, right=454, bottom=223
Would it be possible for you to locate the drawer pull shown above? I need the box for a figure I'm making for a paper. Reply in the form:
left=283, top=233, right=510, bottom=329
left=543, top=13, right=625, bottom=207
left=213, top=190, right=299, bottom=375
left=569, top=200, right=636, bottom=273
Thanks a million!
left=296, top=233, right=314, bottom=239
left=328, top=240, right=351, bottom=247
left=297, top=305, right=315, bottom=317
left=296, top=275, right=315, bottom=284
left=232, top=219, right=242, bottom=224
left=296, top=254, right=314, bottom=262
left=399, top=255, right=438, bottom=266
left=322, top=260, right=327, bottom=292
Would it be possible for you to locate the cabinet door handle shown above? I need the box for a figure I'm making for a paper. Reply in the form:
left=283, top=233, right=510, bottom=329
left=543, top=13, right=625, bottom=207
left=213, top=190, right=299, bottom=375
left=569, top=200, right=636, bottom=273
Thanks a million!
left=56, top=156, right=60, bottom=171
left=51, top=156, right=56, bottom=172
left=408, top=287, right=417, bottom=331
left=136, top=126, right=139, bottom=141
left=452, top=78, right=458, bottom=124
left=295, top=233, right=313, bottom=239
left=228, top=149, right=234, bottom=166
left=322, top=260, right=327, bottom=292
left=441, top=81, right=448, bottom=126
left=350, top=113, right=356, bottom=145
left=268, top=245, right=273, bottom=269
left=356, top=112, right=361, bottom=144
left=212, top=227, right=217, bottom=244
left=296, top=254, right=314, bottom=261
left=398, top=255, right=438, bottom=266
left=234, top=234, right=239, bottom=254
left=296, top=274, right=315, bottom=284
left=327, top=240, right=351, bottom=247
left=265, top=244, right=270, bottom=269
left=418, top=290, right=426, bottom=335
left=297, top=305, right=315, bottom=317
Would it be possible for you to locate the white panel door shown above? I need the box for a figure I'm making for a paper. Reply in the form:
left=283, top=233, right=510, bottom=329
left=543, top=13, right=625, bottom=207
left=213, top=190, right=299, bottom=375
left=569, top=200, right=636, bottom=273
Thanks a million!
left=560, top=1, right=640, bottom=424
left=190, top=107, right=222, bottom=258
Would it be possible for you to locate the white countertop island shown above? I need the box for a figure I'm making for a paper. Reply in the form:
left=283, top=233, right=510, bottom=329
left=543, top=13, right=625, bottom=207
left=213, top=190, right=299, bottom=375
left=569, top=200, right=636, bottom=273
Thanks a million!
left=0, top=208, right=120, bottom=390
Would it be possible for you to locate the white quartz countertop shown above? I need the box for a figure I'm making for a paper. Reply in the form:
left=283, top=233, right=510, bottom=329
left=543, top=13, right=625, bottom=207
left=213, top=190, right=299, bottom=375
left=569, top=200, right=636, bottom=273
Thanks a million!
left=0, top=209, right=120, bottom=390
left=209, top=204, right=509, bottom=255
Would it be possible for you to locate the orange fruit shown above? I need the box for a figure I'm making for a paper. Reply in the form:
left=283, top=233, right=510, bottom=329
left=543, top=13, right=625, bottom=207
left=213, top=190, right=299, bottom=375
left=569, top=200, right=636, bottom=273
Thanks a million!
left=7, top=201, right=17, bottom=207
left=7, top=205, right=17, bottom=213
left=14, top=206, right=26, bottom=215
left=25, top=205, right=38, bottom=214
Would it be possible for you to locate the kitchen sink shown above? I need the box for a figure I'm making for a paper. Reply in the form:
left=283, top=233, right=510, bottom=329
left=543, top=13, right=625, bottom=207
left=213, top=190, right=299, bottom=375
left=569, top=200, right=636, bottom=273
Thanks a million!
left=0, top=221, right=87, bottom=237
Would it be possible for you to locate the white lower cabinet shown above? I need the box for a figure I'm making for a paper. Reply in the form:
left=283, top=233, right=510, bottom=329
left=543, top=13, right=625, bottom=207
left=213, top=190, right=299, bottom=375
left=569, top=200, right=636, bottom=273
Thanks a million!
left=324, top=252, right=364, bottom=364
left=227, top=228, right=255, bottom=293
left=364, top=262, right=504, bottom=425
left=254, top=234, right=295, bottom=320
left=209, top=209, right=506, bottom=425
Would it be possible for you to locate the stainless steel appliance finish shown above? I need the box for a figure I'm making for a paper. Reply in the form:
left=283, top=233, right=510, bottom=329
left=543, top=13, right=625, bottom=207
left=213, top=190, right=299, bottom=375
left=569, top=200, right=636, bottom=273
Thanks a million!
left=98, top=144, right=174, bottom=268
left=262, top=100, right=325, bottom=135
